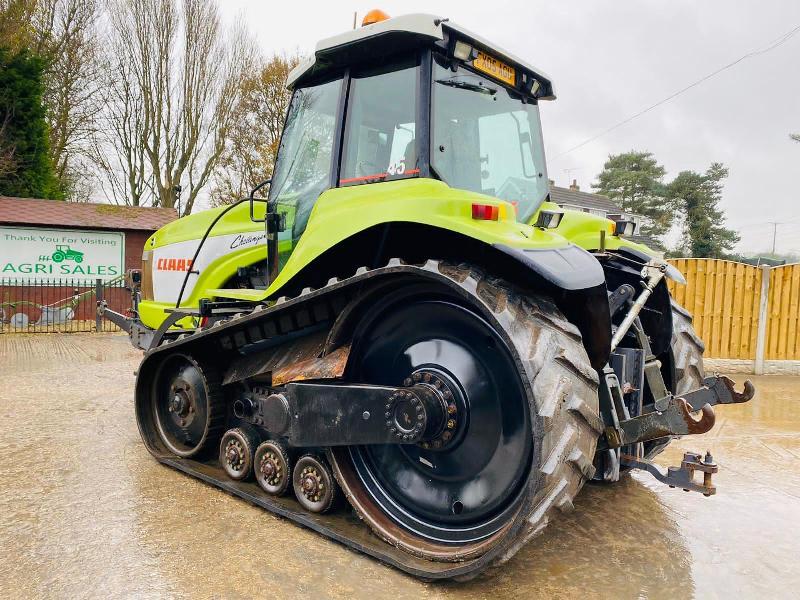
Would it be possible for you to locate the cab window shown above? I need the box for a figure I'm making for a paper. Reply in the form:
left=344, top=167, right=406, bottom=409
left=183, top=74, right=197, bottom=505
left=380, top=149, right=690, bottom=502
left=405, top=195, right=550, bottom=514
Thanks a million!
left=269, top=77, right=342, bottom=264
left=340, top=59, right=419, bottom=186
left=431, top=58, right=548, bottom=223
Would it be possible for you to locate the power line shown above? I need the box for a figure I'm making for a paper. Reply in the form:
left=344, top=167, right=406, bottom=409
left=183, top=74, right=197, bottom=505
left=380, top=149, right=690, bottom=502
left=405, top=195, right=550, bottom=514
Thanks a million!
left=553, top=22, right=800, bottom=160
left=735, top=218, right=800, bottom=229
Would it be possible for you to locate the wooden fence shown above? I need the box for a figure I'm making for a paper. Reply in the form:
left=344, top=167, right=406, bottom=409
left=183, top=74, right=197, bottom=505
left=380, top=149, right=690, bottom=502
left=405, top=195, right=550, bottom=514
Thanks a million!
left=666, top=258, right=800, bottom=371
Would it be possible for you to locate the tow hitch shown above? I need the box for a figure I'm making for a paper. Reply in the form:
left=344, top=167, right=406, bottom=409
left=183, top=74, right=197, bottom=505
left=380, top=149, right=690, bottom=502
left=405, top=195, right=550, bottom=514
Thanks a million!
left=680, top=375, right=756, bottom=412
left=600, top=375, right=754, bottom=450
left=621, top=451, right=718, bottom=496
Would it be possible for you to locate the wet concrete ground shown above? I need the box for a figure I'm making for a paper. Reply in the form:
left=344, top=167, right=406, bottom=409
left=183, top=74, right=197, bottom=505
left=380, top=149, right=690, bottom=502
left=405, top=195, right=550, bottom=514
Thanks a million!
left=0, top=333, right=798, bottom=599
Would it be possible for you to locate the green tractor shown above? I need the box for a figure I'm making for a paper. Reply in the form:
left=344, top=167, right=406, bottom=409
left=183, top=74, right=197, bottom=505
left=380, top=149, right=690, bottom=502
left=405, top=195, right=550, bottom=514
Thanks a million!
left=51, top=244, right=84, bottom=263
left=100, top=12, right=754, bottom=580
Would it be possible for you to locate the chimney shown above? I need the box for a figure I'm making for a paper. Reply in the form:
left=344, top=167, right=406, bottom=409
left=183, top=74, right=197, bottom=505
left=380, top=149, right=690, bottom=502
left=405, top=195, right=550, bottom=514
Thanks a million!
left=569, top=179, right=580, bottom=191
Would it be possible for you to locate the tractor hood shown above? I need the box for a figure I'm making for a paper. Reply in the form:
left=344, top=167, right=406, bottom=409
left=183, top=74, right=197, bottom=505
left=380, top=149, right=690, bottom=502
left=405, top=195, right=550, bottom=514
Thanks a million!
left=145, top=202, right=266, bottom=251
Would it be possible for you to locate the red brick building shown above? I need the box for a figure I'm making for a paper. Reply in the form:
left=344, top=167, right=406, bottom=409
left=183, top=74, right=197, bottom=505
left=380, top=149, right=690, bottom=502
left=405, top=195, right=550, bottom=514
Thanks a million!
left=0, top=197, right=176, bottom=331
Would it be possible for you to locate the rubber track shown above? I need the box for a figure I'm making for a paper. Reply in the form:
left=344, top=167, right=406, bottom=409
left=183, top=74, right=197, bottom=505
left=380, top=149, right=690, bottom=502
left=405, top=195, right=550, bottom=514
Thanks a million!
left=192, top=359, right=225, bottom=459
left=670, top=300, right=706, bottom=395
left=135, top=258, right=603, bottom=580
left=462, top=263, right=602, bottom=578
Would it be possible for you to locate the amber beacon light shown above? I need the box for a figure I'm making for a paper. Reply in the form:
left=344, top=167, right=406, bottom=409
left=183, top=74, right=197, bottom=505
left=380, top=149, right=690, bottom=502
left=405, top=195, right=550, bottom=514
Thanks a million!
left=362, top=8, right=390, bottom=26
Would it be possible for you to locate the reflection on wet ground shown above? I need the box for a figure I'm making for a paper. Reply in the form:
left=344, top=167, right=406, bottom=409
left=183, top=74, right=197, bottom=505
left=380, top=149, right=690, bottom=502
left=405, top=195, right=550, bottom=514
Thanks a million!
left=0, top=334, right=798, bottom=599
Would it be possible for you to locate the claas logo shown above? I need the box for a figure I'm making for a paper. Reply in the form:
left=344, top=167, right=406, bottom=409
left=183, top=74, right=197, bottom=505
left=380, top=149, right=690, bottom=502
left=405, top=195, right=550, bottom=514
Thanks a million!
left=156, top=258, right=194, bottom=271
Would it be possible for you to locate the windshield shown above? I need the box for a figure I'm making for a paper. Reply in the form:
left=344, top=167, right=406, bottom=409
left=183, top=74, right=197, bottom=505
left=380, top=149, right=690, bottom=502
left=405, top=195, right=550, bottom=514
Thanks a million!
left=432, top=59, right=548, bottom=223
left=269, top=77, right=342, bottom=266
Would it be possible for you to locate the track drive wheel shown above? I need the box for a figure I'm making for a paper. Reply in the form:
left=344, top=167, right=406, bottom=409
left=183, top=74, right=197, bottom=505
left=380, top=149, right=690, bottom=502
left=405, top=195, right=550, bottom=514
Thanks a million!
left=293, top=454, right=338, bottom=514
left=254, top=440, right=291, bottom=495
left=329, top=262, right=603, bottom=566
left=220, top=427, right=260, bottom=481
left=152, top=353, right=224, bottom=458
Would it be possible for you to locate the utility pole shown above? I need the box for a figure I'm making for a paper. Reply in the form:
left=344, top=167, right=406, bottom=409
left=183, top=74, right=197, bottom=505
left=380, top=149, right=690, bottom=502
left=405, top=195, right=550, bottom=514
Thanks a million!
left=769, top=221, right=786, bottom=255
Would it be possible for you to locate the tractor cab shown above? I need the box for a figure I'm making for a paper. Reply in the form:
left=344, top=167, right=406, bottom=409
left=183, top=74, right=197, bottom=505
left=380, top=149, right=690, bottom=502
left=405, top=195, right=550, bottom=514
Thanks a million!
left=266, top=12, right=555, bottom=280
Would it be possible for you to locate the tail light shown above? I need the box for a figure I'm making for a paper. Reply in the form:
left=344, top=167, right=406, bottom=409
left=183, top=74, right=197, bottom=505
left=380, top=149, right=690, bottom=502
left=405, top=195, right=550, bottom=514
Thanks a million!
left=472, top=203, right=500, bottom=221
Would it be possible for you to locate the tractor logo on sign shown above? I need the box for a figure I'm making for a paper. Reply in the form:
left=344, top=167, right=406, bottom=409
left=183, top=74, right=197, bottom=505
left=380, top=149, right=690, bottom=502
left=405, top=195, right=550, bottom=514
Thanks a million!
left=51, top=245, right=84, bottom=264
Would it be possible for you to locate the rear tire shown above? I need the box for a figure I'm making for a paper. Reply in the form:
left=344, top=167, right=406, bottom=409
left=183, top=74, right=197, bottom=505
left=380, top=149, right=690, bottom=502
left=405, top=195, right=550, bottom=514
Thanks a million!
left=330, top=263, right=603, bottom=565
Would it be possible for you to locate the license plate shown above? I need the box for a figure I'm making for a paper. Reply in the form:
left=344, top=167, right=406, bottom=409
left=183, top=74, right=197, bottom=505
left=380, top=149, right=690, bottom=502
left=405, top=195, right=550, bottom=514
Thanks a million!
left=473, top=51, right=516, bottom=86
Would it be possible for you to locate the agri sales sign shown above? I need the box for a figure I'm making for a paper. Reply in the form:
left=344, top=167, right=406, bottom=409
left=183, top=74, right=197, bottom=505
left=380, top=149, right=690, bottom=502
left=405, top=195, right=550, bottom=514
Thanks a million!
left=0, top=226, right=125, bottom=283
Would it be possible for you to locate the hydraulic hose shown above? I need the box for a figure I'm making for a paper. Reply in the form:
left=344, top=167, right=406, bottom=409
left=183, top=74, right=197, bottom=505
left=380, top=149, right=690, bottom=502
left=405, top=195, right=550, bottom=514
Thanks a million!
left=610, top=261, right=667, bottom=352
left=174, top=196, right=269, bottom=310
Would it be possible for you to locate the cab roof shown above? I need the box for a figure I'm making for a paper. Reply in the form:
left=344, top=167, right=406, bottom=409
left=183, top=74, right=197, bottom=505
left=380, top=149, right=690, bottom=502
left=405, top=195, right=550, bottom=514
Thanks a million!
left=287, top=13, right=556, bottom=100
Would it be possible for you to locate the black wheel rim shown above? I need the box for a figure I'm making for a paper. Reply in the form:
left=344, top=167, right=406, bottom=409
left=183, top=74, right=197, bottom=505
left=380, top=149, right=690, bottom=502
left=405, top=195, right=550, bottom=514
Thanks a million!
left=347, top=298, right=531, bottom=544
left=153, top=355, right=211, bottom=457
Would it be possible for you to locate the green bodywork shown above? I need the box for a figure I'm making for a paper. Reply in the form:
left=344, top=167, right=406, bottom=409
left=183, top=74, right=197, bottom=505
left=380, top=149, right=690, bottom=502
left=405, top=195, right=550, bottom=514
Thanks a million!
left=137, top=179, right=654, bottom=331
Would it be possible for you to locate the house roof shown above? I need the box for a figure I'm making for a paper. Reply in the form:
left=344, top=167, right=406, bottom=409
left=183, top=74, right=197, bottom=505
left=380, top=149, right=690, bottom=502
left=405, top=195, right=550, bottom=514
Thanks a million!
left=549, top=186, right=621, bottom=213
left=629, top=233, right=664, bottom=250
left=0, top=197, right=177, bottom=232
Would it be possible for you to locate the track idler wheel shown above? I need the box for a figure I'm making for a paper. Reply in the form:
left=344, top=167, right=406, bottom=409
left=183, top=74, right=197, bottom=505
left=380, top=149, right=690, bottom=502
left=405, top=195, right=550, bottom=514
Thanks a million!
left=151, top=353, right=223, bottom=458
left=292, top=454, right=338, bottom=514
left=219, top=427, right=259, bottom=481
left=254, top=440, right=291, bottom=496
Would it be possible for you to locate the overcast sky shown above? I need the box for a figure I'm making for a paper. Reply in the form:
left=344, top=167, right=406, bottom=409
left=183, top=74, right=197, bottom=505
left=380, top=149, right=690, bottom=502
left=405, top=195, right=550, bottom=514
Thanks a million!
left=219, top=1, right=800, bottom=254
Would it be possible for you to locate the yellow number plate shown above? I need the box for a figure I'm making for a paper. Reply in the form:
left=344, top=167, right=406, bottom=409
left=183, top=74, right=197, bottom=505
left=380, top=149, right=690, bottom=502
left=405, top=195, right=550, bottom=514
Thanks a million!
left=473, top=51, right=516, bottom=86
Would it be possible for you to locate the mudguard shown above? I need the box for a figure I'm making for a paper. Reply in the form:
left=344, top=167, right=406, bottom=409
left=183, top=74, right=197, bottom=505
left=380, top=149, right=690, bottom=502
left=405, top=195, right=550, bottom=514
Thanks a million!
left=493, top=243, right=606, bottom=291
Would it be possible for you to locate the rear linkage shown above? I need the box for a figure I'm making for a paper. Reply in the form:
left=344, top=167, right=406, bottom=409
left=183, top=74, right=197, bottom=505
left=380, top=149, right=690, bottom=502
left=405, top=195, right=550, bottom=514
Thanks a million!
left=599, top=258, right=754, bottom=494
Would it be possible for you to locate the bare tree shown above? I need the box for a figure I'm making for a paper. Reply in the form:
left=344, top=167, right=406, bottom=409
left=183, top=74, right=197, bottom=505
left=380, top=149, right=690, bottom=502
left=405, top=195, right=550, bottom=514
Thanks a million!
left=0, top=0, right=37, bottom=51
left=91, top=0, right=255, bottom=212
left=89, top=49, right=150, bottom=205
left=33, top=0, right=102, bottom=201
left=210, top=53, right=299, bottom=206
left=1, top=1, right=102, bottom=200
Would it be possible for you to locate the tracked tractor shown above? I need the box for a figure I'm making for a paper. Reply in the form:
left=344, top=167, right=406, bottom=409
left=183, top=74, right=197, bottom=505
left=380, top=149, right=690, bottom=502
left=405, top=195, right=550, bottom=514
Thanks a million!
left=100, top=11, right=755, bottom=580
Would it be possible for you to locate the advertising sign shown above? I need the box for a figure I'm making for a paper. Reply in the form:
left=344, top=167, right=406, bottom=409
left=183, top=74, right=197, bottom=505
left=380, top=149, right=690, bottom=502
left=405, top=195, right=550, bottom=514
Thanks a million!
left=0, top=226, right=125, bottom=283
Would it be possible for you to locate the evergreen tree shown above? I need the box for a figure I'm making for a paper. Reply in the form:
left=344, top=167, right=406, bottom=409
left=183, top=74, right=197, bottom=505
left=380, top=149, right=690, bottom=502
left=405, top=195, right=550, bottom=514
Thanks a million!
left=667, top=163, right=739, bottom=258
left=592, top=151, right=672, bottom=238
left=0, top=47, right=62, bottom=199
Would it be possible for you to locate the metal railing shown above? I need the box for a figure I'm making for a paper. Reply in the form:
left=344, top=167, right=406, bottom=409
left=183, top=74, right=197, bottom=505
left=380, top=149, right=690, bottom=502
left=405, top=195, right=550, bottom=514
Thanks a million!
left=0, top=277, right=127, bottom=333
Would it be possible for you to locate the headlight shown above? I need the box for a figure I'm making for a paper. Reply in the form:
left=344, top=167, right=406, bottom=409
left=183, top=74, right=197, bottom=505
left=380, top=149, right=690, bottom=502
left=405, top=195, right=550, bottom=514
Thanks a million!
left=141, top=250, right=154, bottom=300
left=614, top=220, right=637, bottom=237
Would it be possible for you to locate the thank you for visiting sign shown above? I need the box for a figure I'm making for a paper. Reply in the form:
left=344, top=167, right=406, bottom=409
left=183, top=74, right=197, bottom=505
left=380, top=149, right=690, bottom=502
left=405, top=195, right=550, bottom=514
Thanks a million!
left=1, top=226, right=125, bottom=283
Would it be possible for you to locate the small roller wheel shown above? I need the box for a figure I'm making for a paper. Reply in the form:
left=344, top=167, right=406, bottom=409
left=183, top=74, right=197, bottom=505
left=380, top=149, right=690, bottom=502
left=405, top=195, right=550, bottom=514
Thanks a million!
left=292, top=454, right=338, bottom=514
left=219, top=427, right=259, bottom=481
left=254, top=440, right=291, bottom=496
